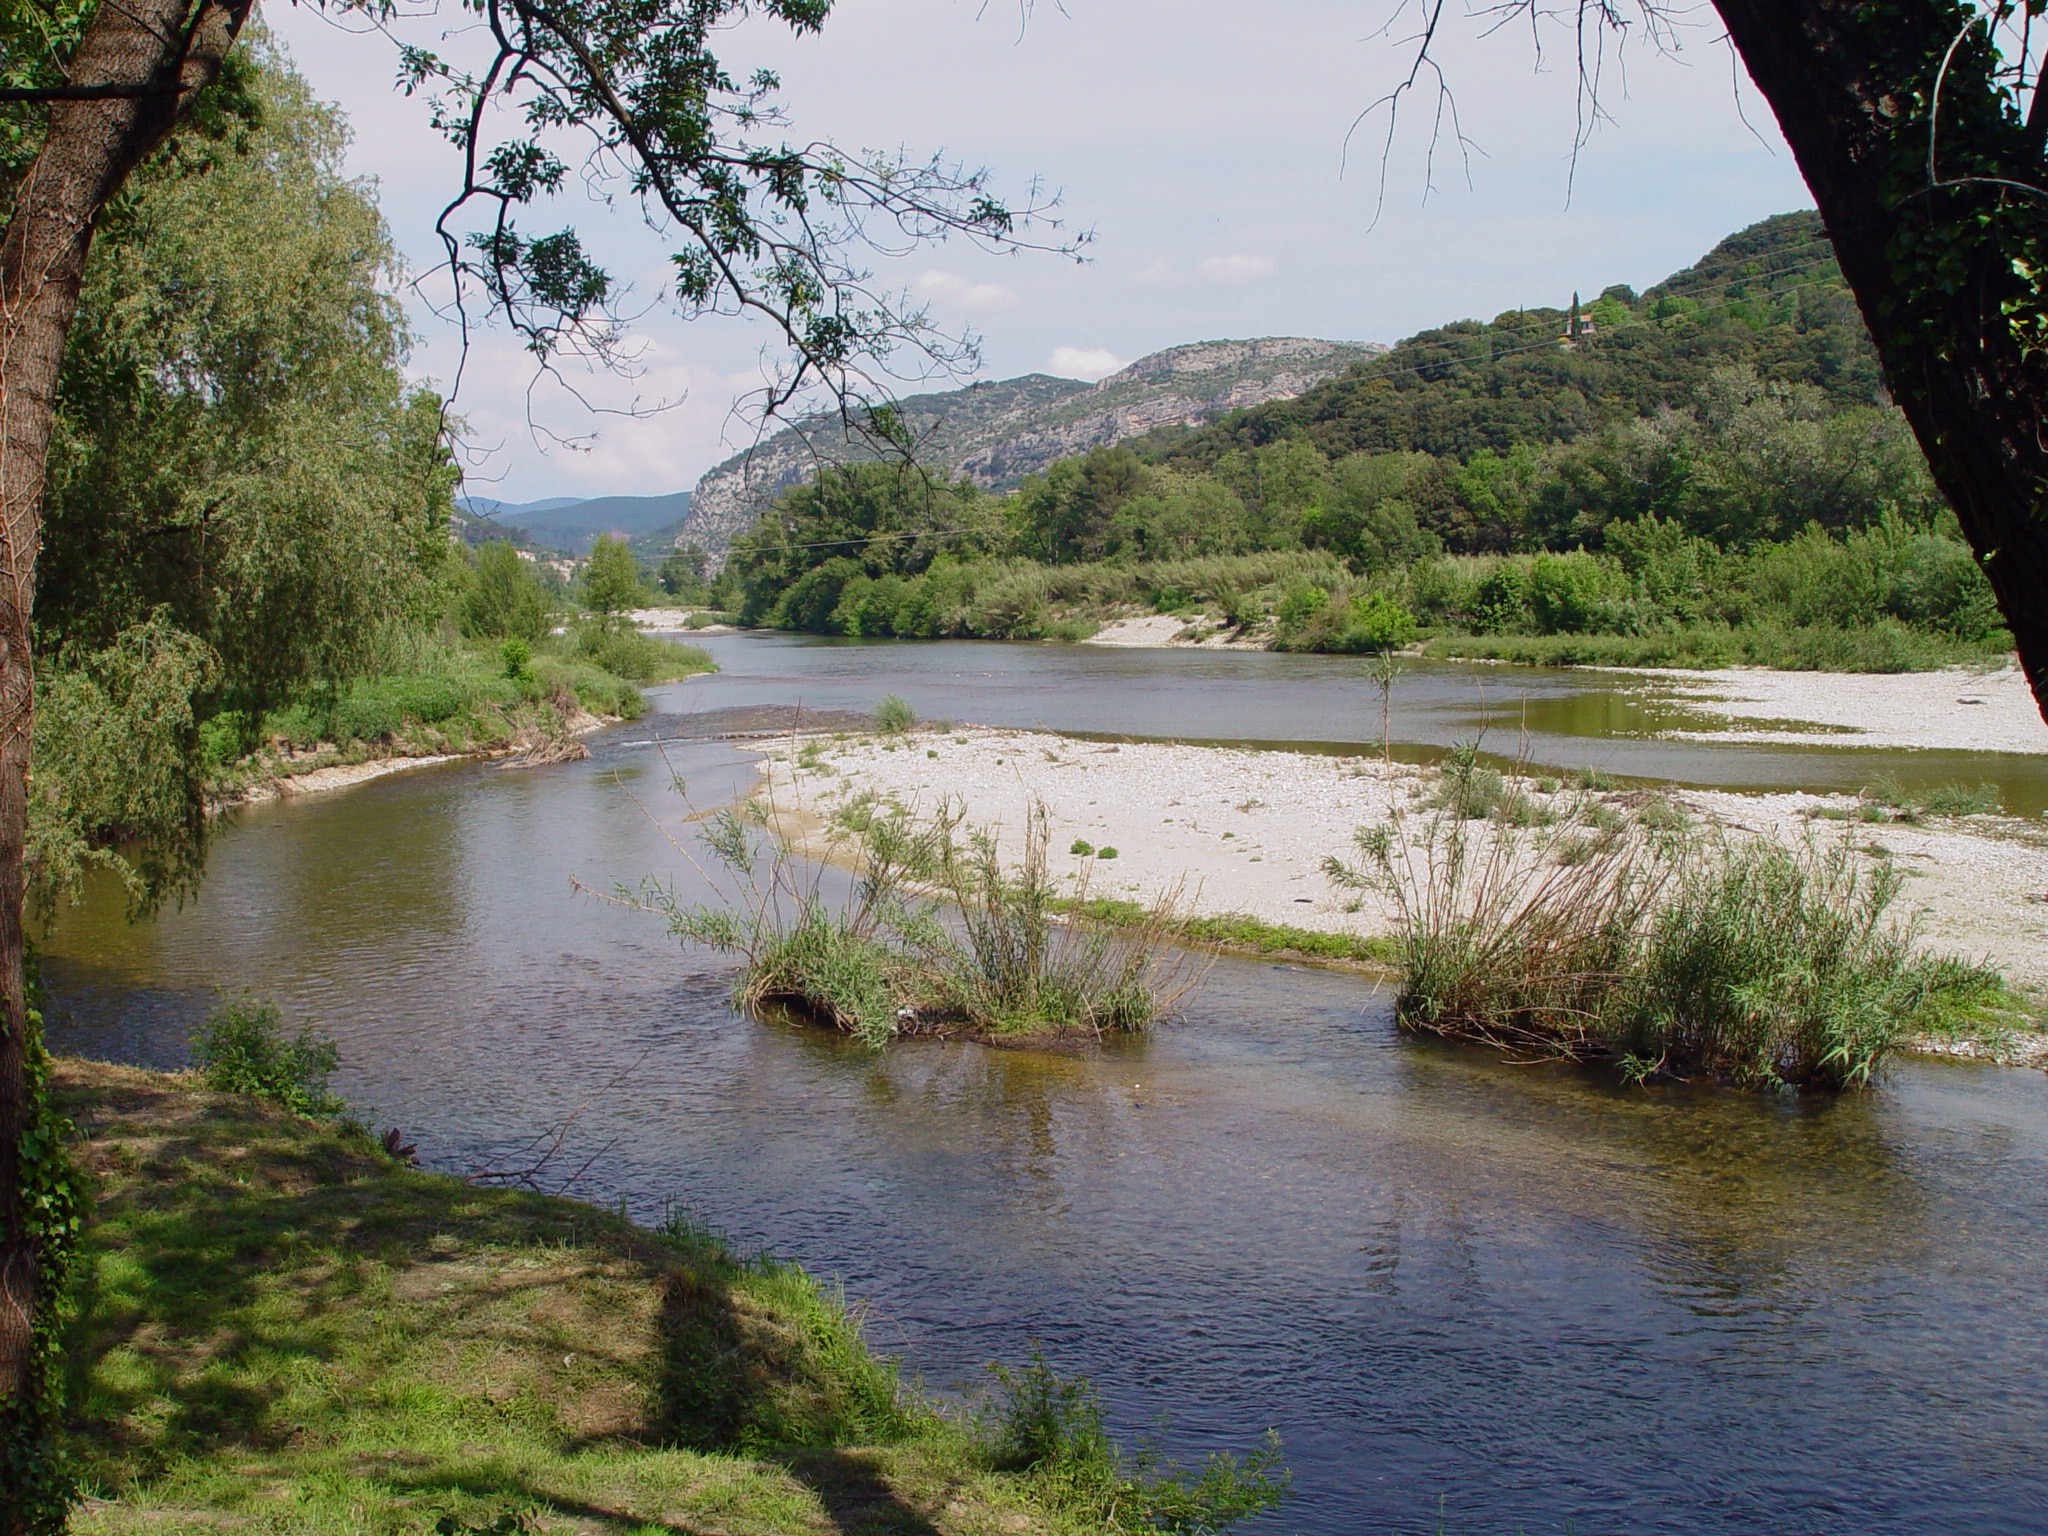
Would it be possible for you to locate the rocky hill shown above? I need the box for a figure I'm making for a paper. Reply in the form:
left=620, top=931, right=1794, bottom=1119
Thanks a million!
left=679, top=336, right=1385, bottom=552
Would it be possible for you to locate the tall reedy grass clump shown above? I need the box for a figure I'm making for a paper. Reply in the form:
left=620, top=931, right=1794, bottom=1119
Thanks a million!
left=1333, top=769, right=2003, bottom=1090
left=1617, top=839, right=2004, bottom=1089
left=906, top=801, right=1197, bottom=1036
left=616, top=775, right=938, bottom=1047
left=607, top=748, right=1198, bottom=1045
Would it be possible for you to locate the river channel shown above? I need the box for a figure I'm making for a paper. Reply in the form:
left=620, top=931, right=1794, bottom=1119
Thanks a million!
left=43, top=638, right=2048, bottom=1533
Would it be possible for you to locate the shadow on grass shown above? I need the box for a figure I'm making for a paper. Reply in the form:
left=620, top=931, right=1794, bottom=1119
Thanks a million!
left=62, top=1073, right=956, bottom=1534
left=655, top=1265, right=945, bottom=1535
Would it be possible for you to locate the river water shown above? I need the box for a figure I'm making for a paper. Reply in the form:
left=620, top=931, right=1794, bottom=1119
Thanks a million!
left=43, top=638, right=2048, bottom=1533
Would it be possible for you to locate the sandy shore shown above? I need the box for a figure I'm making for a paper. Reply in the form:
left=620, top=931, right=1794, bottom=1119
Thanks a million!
left=631, top=607, right=733, bottom=634
left=761, top=725, right=2048, bottom=994
left=1081, top=613, right=1266, bottom=650
left=1640, top=662, right=2047, bottom=755
left=226, top=707, right=618, bottom=806
left=1085, top=620, right=2046, bottom=755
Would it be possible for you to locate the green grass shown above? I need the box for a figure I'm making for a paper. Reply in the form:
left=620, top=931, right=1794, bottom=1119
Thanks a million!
left=1423, top=622, right=2009, bottom=672
left=1053, top=897, right=1397, bottom=969
left=202, top=635, right=716, bottom=795
left=1350, top=794, right=2010, bottom=1091
left=55, top=1058, right=1253, bottom=1536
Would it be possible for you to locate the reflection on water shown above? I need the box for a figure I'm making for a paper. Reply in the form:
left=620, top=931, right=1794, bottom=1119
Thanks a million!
left=40, top=730, right=2048, bottom=1533
left=665, top=633, right=2048, bottom=815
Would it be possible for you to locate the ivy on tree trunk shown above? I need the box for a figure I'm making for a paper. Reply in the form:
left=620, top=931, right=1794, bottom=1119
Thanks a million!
left=0, top=1, right=250, bottom=1525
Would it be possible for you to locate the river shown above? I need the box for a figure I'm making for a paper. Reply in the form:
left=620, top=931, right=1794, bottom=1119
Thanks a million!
left=43, top=637, right=2048, bottom=1534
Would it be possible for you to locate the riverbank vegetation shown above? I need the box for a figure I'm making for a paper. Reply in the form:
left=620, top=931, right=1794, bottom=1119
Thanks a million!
left=26, top=47, right=711, bottom=916
left=728, top=215, right=2013, bottom=674
left=622, top=788, right=1197, bottom=1047
left=56, top=1027, right=1285, bottom=1533
left=1329, top=782, right=2010, bottom=1091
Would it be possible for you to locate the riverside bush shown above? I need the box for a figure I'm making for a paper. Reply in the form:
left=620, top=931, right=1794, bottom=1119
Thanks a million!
left=1336, top=790, right=2003, bottom=1091
left=981, top=1349, right=1290, bottom=1534
left=1611, top=841, right=2003, bottom=1088
left=623, top=786, right=1194, bottom=1045
left=192, top=996, right=345, bottom=1117
left=571, top=621, right=714, bottom=683
left=873, top=693, right=916, bottom=733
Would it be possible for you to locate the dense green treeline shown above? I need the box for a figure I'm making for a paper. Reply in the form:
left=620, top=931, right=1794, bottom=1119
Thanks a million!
left=28, top=48, right=707, bottom=917
left=729, top=213, right=2009, bottom=669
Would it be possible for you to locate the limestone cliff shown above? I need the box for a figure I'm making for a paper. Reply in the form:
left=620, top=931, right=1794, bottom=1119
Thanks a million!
left=680, top=336, right=1384, bottom=552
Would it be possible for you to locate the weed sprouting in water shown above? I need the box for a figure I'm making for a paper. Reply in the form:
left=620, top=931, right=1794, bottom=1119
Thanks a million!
left=981, top=1347, right=1290, bottom=1534
left=592, top=743, right=1199, bottom=1046
left=192, top=995, right=345, bottom=1117
left=1329, top=771, right=2007, bottom=1091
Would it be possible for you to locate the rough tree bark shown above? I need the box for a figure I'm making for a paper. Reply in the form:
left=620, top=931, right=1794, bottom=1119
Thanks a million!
left=1711, top=0, right=2048, bottom=726
left=0, top=0, right=249, bottom=1464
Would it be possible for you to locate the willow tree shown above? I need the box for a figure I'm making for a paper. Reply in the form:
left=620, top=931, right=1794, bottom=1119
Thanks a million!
left=1379, top=1, right=2048, bottom=725
left=0, top=0, right=1047, bottom=1523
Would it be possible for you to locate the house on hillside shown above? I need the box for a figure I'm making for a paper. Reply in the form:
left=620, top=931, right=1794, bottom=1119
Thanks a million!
left=1560, top=291, right=1597, bottom=349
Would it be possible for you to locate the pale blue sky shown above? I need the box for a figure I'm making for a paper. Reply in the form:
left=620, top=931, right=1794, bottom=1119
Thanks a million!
left=268, top=0, right=1815, bottom=501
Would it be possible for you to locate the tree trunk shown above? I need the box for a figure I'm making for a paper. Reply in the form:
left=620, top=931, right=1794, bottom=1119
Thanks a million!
left=1712, top=0, right=2048, bottom=727
left=0, top=0, right=248, bottom=1473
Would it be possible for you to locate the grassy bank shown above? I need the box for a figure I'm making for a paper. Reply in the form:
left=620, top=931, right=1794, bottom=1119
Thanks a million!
left=1054, top=897, right=1397, bottom=971
left=204, top=632, right=715, bottom=796
left=1421, top=622, right=2006, bottom=673
left=57, top=1056, right=1282, bottom=1534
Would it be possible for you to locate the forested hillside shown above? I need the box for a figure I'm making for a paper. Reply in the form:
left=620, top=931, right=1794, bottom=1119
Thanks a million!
left=727, top=213, right=2008, bottom=672
left=682, top=337, right=1383, bottom=550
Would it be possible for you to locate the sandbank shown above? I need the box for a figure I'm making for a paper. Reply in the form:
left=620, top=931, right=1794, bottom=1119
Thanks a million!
left=1081, top=613, right=1266, bottom=650
left=1639, top=661, right=2047, bottom=756
left=761, top=726, right=2048, bottom=995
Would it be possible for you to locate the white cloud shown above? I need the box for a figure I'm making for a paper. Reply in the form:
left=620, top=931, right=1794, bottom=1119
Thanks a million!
left=913, top=269, right=1022, bottom=311
left=1046, top=346, right=1127, bottom=381
left=1132, top=259, right=1184, bottom=287
left=1197, top=253, right=1277, bottom=283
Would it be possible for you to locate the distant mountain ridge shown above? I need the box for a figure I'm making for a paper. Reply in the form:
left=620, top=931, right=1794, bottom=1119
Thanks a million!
left=678, top=336, right=1387, bottom=553
left=454, top=490, right=692, bottom=554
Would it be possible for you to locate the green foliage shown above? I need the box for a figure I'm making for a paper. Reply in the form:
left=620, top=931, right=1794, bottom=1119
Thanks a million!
left=578, top=535, right=646, bottom=631
left=331, top=673, right=474, bottom=742
left=657, top=542, right=710, bottom=598
left=28, top=50, right=459, bottom=910
left=570, top=623, right=714, bottom=684
left=3, top=952, right=87, bottom=1535
left=29, top=612, right=214, bottom=915
left=731, top=461, right=999, bottom=626
left=39, top=53, right=457, bottom=727
left=192, top=995, right=346, bottom=1117
left=727, top=217, right=2007, bottom=671
left=872, top=694, right=916, bottom=734
left=500, top=637, right=536, bottom=688
left=981, top=1349, right=1290, bottom=1534
left=1355, top=787, right=2006, bottom=1091
left=1164, top=214, right=1881, bottom=474
left=462, top=541, right=553, bottom=643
